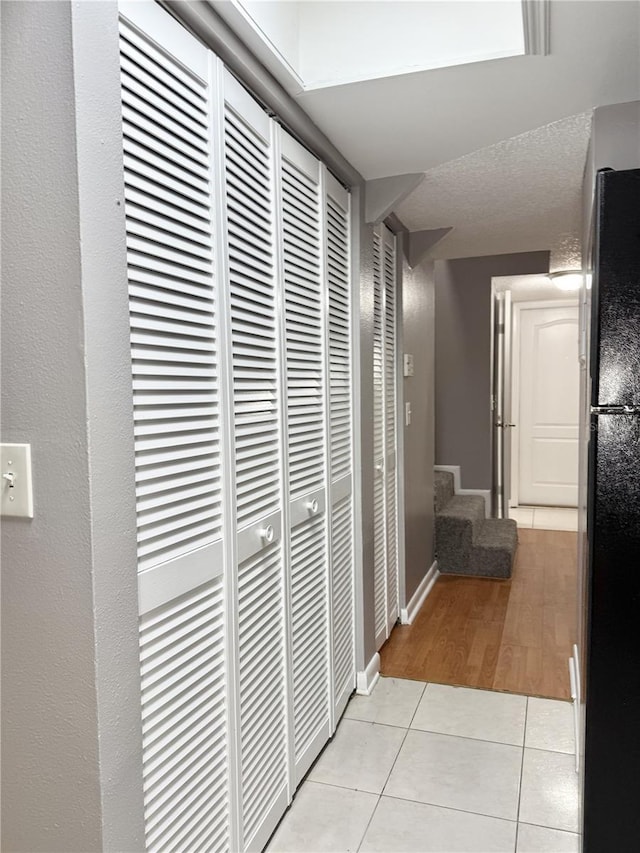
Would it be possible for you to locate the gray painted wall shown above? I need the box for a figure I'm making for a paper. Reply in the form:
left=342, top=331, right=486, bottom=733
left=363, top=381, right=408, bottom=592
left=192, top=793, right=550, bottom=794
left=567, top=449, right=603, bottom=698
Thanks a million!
left=1, top=3, right=144, bottom=850
left=434, top=252, right=550, bottom=491
left=400, top=239, right=436, bottom=601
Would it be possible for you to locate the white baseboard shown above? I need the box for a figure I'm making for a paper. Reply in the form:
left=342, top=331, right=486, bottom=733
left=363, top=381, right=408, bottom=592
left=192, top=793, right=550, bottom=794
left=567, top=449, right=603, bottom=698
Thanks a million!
left=434, top=465, right=491, bottom=515
left=356, top=652, right=380, bottom=696
left=569, top=644, right=581, bottom=773
left=400, top=561, right=439, bottom=625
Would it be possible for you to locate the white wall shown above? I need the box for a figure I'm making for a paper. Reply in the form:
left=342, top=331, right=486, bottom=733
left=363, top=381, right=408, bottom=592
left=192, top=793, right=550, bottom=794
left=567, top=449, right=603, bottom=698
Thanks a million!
left=1, top=3, right=144, bottom=849
left=298, top=0, right=524, bottom=87
left=233, top=0, right=301, bottom=71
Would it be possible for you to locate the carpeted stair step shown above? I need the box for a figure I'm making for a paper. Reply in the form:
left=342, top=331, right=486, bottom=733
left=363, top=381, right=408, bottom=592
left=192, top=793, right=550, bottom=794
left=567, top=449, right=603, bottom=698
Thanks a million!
left=434, top=470, right=455, bottom=513
left=435, top=495, right=486, bottom=574
left=469, top=518, right=518, bottom=579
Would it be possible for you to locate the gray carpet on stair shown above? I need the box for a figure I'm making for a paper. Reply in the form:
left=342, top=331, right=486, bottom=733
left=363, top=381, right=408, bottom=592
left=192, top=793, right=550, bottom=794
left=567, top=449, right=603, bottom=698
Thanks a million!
left=469, top=519, right=518, bottom=579
left=434, top=470, right=455, bottom=514
left=434, top=472, right=518, bottom=579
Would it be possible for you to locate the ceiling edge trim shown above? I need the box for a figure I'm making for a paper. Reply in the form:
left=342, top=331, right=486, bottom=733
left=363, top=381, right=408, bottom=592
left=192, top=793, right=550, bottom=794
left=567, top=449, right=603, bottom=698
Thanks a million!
left=522, top=0, right=550, bottom=55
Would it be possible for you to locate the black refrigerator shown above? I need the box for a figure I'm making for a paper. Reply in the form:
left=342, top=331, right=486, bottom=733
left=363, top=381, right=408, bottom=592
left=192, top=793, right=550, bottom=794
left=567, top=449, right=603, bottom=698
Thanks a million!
left=583, top=167, right=640, bottom=852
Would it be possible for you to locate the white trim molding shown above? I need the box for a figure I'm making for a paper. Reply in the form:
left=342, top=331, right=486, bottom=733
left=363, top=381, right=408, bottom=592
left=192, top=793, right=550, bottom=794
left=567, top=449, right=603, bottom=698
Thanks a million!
left=356, top=652, right=380, bottom=696
left=434, top=465, right=491, bottom=515
left=400, top=561, right=439, bottom=625
left=569, top=643, right=581, bottom=773
left=522, top=0, right=550, bottom=56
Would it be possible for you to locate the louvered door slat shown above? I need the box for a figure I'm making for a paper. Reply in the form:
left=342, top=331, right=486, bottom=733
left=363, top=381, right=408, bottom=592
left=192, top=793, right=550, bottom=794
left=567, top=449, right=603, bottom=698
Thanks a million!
left=120, top=4, right=229, bottom=851
left=280, top=132, right=331, bottom=783
left=139, top=578, right=227, bottom=853
left=237, top=544, right=287, bottom=849
left=372, top=229, right=387, bottom=647
left=372, top=224, right=400, bottom=649
left=325, top=174, right=355, bottom=718
left=282, top=156, right=324, bottom=499
left=290, top=515, right=329, bottom=771
left=383, top=232, right=399, bottom=632
left=223, top=73, right=288, bottom=853
left=225, top=97, right=279, bottom=534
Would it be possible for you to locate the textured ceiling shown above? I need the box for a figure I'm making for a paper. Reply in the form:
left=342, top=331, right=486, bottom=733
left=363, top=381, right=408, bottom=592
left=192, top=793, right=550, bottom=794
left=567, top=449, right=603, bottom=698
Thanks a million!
left=396, top=112, right=592, bottom=269
left=219, top=0, right=639, bottom=264
left=295, top=1, right=639, bottom=178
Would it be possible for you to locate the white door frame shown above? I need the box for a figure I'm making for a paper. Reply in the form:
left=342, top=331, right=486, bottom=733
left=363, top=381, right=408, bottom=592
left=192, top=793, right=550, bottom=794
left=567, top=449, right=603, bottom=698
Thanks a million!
left=510, top=298, right=579, bottom=508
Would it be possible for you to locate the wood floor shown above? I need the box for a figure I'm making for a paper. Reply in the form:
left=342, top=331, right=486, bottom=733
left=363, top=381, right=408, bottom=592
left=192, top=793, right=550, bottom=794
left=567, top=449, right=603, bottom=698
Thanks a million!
left=381, top=528, right=578, bottom=700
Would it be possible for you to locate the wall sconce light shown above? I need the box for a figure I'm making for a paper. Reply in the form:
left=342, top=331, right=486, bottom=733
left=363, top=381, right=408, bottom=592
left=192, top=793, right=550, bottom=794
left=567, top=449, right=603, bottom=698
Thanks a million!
left=549, top=270, right=584, bottom=291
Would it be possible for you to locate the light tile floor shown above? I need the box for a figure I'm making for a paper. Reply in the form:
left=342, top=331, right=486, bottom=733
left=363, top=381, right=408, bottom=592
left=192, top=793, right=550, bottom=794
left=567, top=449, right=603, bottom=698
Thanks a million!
left=508, top=506, right=578, bottom=532
left=267, top=678, right=580, bottom=853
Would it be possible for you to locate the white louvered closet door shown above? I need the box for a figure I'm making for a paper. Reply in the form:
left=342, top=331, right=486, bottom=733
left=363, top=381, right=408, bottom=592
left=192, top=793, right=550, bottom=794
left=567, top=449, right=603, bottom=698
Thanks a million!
left=119, top=4, right=230, bottom=852
left=324, top=171, right=355, bottom=719
left=278, top=130, right=331, bottom=784
left=372, top=229, right=388, bottom=650
left=372, top=225, right=400, bottom=649
left=220, top=72, right=288, bottom=853
left=382, top=227, right=399, bottom=635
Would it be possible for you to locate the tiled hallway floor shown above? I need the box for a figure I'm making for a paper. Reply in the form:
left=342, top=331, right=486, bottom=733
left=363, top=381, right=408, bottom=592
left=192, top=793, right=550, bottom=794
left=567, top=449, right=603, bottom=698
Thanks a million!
left=267, top=678, right=579, bottom=853
left=508, top=507, right=578, bottom=532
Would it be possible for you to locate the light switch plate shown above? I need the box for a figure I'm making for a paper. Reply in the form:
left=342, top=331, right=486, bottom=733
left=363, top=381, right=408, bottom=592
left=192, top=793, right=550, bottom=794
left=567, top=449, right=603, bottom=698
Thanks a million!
left=1, top=443, right=34, bottom=518
left=403, top=353, right=414, bottom=377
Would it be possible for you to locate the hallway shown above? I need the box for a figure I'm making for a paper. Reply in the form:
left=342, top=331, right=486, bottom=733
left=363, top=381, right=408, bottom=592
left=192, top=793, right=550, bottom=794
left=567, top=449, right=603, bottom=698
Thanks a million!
left=380, top=528, right=577, bottom=700
left=267, top=677, right=579, bottom=852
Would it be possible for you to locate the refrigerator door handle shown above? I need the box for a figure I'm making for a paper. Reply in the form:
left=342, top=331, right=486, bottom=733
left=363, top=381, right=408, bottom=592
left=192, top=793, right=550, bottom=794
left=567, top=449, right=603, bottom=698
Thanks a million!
left=591, top=405, right=640, bottom=415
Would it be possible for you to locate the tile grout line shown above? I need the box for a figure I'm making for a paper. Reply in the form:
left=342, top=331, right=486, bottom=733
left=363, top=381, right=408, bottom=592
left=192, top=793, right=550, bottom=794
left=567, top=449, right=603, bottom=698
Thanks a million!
left=355, top=794, right=381, bottom=853
left=377, top=792, right=519, bottom=824
left=518, top=819, right=580, bottom=834
left=378, top=681, right=428, bottom=798
left=407, top=727, right=526, bottom=749
left=514, top=697, right=530, bottom=852
left=355, top=681, right=428, bottom=853
left=407, top=680, right=429, bottom=728
left=314, top=684, right=574, bottom=848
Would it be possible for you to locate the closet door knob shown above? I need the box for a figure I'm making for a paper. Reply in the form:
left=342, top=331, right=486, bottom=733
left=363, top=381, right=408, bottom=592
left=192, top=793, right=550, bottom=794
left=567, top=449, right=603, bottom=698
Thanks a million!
left=307, top=498, right=319, bottom=515
left=261, top=524, right=275, bottom=544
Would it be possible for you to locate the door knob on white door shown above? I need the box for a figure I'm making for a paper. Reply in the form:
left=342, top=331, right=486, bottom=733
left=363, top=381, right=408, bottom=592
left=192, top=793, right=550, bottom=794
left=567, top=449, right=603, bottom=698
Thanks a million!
left=260, top=524, right=275, bottom=544
left=306, top=498, right=319, bottom=515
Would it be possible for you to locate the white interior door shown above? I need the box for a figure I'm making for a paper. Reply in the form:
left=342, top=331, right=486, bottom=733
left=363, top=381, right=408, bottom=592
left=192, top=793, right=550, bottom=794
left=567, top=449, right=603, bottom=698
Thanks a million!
left=324, top=173, right=355, bottom=722
left=372, top=225, right=399, bottom=650
left=221, top=73, right=289, bottom=853
left=120, top=5, right=231, bottom=851
left=383, top=231, right=399, bottom=631
left=278, top=129, right=331, bottom=786
left=515, top=303, right=580, bottom=507
left=120, top=5, right=357, bottom=850
left=372, top=230, right=387, bottom=649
